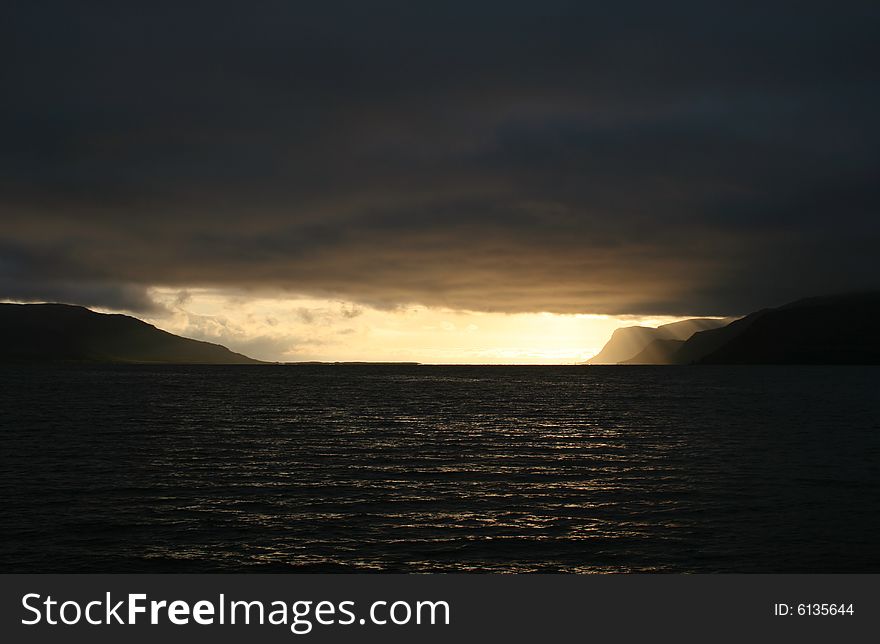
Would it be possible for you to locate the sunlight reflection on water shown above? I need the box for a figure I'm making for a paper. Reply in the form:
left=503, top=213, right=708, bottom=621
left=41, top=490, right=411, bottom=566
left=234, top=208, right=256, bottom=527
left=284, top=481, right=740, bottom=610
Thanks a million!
left=1, top=365, right=879, bottom=572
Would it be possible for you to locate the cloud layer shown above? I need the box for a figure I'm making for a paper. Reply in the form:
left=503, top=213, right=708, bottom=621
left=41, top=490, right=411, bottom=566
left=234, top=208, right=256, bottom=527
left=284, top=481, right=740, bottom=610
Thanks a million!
left=2, top=1, right=879, bottom=315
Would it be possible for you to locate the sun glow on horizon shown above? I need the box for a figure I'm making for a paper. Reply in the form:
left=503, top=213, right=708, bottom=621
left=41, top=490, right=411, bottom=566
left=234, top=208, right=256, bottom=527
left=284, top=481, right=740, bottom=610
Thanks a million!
left=126, top=288, right=696, bottom=364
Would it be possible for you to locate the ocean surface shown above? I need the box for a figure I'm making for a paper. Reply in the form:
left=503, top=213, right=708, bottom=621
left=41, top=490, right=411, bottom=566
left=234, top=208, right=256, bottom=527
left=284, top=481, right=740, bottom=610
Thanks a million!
left=1, top=365, right=878, bottom=573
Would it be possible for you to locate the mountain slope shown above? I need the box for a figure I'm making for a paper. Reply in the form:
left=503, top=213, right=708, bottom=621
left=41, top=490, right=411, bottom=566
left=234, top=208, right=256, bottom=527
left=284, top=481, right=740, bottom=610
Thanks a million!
left=587, top=326, right=668, bottom=364
left=668, top=311, right=764, bottom=364
left=697, top=293, right=880, bottom=364
left=622, top=339, right=686, bottom=365
left=0, top=303, right=263, bottom=364
left=587, top=318, right=731, bottom=364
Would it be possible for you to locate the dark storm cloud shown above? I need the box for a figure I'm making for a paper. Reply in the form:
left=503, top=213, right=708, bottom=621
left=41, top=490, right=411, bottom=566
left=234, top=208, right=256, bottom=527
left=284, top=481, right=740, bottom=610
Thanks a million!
left=2, top=0, right=879, bottom=314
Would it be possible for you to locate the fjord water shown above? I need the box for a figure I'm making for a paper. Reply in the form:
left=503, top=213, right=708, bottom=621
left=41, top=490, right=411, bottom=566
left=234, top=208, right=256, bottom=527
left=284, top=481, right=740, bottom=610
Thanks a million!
left=1, top=365, right=878, bottom=573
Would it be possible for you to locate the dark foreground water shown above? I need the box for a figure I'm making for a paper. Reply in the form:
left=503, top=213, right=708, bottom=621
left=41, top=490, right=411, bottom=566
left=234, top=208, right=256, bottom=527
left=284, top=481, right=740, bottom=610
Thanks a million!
left=1, top=365, right=878, bottom=573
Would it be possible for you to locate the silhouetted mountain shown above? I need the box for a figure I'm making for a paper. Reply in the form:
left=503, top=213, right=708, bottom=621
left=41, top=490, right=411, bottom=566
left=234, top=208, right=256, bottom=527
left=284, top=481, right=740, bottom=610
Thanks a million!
left=697, top=293, right=880, bottom=364
left=622, top=339, right=685, bottom=365
left=587, top=318, right=731, bottom=364
left=666, top=311, right=765, bottom=364
left=0, top=303, right=262, bottom=364
left=589, top=293, right=880, bottom=365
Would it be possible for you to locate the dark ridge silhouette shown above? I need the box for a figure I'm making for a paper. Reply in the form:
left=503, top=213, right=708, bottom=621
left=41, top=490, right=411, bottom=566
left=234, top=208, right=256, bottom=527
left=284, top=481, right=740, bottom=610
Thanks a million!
left=588, top=292, right=880, bottom=365
left=697, top=292, right=880, bottom=364
left=587, top=318, right=731, bottom=364
left=0, top=303, right=263, bottom=364
left=666, top=310, right=765, bottom=365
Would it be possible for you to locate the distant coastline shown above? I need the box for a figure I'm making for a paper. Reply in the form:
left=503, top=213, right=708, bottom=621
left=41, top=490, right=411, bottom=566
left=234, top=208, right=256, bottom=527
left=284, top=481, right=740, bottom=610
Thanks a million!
left=281, top=361, right=422, bottom=366
left=3, top=292, right=880, bottom=366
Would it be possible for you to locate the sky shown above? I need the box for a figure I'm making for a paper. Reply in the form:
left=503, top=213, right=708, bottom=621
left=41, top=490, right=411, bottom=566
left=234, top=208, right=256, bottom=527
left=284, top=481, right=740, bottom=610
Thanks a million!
left=2, top=1, right=879, bottom=362
left=135, top=287, right=687, bottom=363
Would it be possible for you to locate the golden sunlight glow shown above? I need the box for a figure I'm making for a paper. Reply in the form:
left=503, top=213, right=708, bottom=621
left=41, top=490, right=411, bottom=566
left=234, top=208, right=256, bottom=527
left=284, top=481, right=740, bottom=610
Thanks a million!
left=140, top=288, right=692, bottom=364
